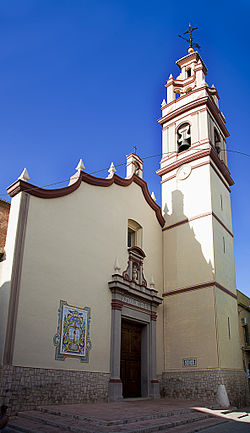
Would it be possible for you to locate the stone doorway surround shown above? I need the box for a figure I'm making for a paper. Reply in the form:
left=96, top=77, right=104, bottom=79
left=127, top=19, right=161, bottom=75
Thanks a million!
left=108, top=246, right=162, bottom=402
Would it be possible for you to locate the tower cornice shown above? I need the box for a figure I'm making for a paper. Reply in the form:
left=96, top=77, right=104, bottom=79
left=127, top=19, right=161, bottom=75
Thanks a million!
left=158, top=90, right=229, bottom=137
left=156, top=145, right=234, bottom=186
left=176, top=51, right=207, bottom=74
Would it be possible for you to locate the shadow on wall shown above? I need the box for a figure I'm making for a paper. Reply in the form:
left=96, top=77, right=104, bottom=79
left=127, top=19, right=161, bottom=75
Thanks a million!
left=163, top=189, right=214, bottom=288
left=0, top=280, right=11, bottom=363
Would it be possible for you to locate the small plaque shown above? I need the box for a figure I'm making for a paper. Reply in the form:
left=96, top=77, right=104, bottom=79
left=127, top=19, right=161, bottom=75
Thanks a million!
left=183, top=358, right=197, bottom=367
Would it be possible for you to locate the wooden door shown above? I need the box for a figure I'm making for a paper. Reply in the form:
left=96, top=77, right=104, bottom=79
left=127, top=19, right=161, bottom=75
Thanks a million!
left=120, top=321, right=141, bottom=398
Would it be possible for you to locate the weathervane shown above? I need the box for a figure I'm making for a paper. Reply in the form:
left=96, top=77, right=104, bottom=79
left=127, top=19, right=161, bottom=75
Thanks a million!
left=178, top=24, right=201, bottom=53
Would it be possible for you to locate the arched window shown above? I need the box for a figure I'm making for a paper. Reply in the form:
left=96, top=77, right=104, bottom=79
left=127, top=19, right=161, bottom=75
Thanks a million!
left=214, top=129, right=221, bottom=155
left=127, top=219, right=142, bottom=248
left=177, top=123, right=191, bottom=153
left=186, top=87, right=192, bottom=94
left=175, top=89, right=181, bottom=99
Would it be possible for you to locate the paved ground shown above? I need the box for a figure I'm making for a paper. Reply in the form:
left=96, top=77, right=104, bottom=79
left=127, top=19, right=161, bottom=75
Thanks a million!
left=5, top=398, right=250, bottom=433
left=198, top=420, right=250, bottom=432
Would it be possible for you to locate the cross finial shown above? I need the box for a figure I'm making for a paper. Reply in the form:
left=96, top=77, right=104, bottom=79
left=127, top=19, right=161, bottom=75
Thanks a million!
left=133, top=145, right=137, bottom=154
left=178, top=24, right=200, bottom=53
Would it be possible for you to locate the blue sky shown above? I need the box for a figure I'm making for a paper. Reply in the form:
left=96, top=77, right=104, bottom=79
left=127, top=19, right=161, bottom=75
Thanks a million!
left=0, top=0, right=250, bottom=295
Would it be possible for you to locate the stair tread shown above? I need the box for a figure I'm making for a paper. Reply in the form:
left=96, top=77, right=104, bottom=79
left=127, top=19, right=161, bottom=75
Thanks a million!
left=11, top=410, right=213, bottom=433
left=9, top=416, right=66, bottom=433
left=158, top=417, right=228, bottom=433
left=38, top=408, right=194, bottom=425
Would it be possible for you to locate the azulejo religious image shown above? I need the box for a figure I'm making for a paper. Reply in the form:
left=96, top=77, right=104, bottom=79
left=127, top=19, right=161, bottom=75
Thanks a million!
left=53, top=300, right=91, bottom=362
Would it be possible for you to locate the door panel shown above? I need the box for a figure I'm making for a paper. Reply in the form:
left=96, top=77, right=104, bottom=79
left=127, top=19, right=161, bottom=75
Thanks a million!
left=121, top=321, right=141, bottom=398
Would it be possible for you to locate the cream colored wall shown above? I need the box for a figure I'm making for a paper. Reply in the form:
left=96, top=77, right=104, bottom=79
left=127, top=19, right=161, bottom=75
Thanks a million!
left=213, top=220, right=236, bottom=292
left=11, top=181, right=163, bottom=373
left=210, top=167, right=233, bottom=233
left=215, top=289, right=242, bottom=369
left=164, top=287, right=218, bottom=370
left=0, top=193, right=22, bottom=364
left=163, top=216, right=214, bottom=292
left=211, top=167, right=236, bottom=292
left=162, top=163, right=215, bottom=292
left=162, top=163, right=212, bottom=224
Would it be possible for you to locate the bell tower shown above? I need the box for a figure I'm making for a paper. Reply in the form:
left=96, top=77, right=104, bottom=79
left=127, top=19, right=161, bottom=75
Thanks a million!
left=157, top=45, right=246, bottom=405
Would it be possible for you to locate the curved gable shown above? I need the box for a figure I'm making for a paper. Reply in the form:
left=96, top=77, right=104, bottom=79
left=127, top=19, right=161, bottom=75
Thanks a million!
left=7, top=172, right=165, bottom=227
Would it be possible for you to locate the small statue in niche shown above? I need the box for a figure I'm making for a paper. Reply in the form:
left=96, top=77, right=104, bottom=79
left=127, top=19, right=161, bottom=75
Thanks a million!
left=132, top=263, right=139, bottom=283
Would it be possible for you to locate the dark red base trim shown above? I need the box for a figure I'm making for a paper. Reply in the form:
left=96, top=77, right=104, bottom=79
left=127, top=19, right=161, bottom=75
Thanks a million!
left=151, top=380, right=159, bottom=383
left=109, top=379, right=122, bottom=383
left=163, top=281, right=237, bottom=299
left=162, top=210, right=233, bottom=237
left=111, top=300, right=123, bottom=311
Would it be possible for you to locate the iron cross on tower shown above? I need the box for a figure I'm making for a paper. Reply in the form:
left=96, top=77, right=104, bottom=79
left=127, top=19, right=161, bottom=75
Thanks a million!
left=178, top=24, right=201, bottom=53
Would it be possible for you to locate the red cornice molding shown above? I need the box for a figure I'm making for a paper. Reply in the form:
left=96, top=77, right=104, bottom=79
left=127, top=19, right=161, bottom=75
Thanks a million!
left=212, top=212, right=233, bottom=237
left=7, top=172, right=165, bottom=227
left=163, top=281, right=237, bottom=299
left=165, top=75, right=196, bottom=89
left=159, top=90, right=229, bottom=138
left=157, top=146, right=234, bottom=187
left=162, top=210, right=233, bottom=237
left=160, top=87, right=207, bottom=109
left=157, top=148, right=210, bottom=177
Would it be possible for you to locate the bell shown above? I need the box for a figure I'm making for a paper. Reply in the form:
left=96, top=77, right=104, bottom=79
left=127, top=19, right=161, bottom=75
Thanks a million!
left=178, top=139, right=190, bottom=153
left=215, top=145, right=221, bottom=155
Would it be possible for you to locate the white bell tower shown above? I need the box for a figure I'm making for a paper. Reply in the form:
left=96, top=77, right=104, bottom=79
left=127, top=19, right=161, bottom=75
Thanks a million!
left=157, top=48, right=245, bottom=405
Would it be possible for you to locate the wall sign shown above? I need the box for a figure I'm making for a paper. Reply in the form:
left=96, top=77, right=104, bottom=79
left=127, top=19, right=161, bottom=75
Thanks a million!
left=183, top=358, right=197, bottom=367
left=53, top=300, right=91, bottom=362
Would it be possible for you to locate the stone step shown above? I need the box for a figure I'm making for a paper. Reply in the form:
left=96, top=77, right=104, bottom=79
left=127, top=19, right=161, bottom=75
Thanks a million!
left=9, top=410, right=215, bottom=433
left=158, top=418, right=228, bottom=433
left=38, top=406, right=195, bottom=426
left=8, top=416, right=64, bottom=433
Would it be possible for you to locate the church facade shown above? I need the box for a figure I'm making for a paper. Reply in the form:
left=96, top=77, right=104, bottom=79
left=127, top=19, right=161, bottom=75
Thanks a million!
left=0, top=49, right=248, bottom=412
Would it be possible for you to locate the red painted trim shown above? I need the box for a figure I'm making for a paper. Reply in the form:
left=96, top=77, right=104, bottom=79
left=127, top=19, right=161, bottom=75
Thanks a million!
left=160, top=154, right=232, bottom=193
left=157, top=148, right=211, bottom=177
left=165, top=75, right=196, bottom=89
left=126, top=153, right=143, bottom=163
left=159, top=92, right=229, bottom=138
left=163, top=211, right=211, bottom=232
left=109, top=379, right=122, bottom=383
left=209, top=147, right=234, bottom=185
left=210, top=162, right=231, bottom=193
left=163, top=281, right=237, bottom=299
left=161, top=173, right=176, bottom=184
left=151, top=380, right=159, bottom=383
left=162, top=210, right=233, bottom=237
left=212, top=212, right=233, bottom=237
left=176, top=52, right=207, bottom=74
left=151, top=312, right=157, bottom=321
left=110, top=279, right=162, bottom=304
left=111, top=300, right=123, bottom=311
left=161, top=86, right=207, bottom=108
left=157, top=147, right=234, bottom=187
left=7, top=172, right=165, bottom=227
left=128, top=246, right=146, bottom=258
left=160, top=156, right=211, bottom=185
left=7, top=175, right=83, bottom=199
